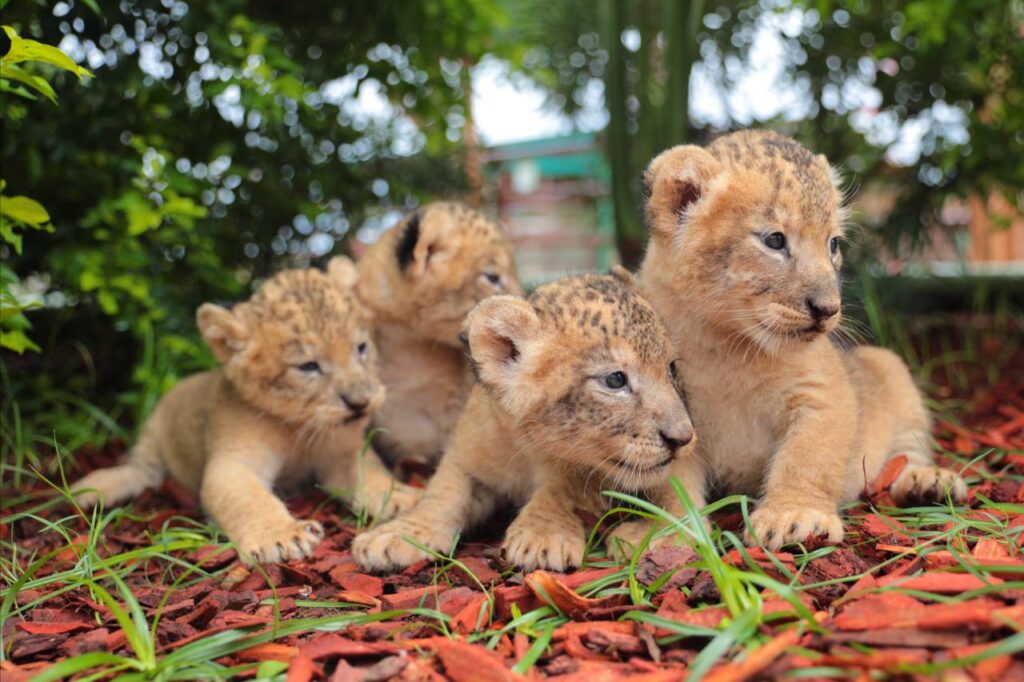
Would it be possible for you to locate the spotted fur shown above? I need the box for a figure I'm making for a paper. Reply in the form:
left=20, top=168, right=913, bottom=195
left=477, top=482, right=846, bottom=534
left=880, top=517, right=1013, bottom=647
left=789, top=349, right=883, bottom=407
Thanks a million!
left=356, top=201, right=522, bottom=464
left=72, top=258, right=420, bottom=563
left=354, top=274, right=700, bottom=573
left=637, top=129, right=966, bottom=551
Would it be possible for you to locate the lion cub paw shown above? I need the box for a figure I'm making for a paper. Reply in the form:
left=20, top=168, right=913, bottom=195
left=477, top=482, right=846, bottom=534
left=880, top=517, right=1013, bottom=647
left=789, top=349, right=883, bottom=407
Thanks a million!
left=891, top=466, right=967, bottom=506
left=353, top=520, right=453, bottom=571
left=354, top=484, right=422, bottom=522
left=238, top=519, right=324, bottom=564
left=746, top=505, right=843, bottom=551
left=502, top=524, right=586, bottom=572
left=607, top=521, right=663, bottom=562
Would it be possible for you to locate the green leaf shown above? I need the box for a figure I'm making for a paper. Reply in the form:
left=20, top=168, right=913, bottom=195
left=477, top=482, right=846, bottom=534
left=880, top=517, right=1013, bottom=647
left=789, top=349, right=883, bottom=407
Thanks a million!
left=0, top=193, right=50, bottom=226
left=0, top=63, right=57, bottom=102
left=97, top=289, right=119, bottom=314
left=25, top=652, right=138, bottom=682
left=126, top=207, right=162, bottom=235
left=1, top=327, right=41, bottom=353
left=1, top=26, right=94, bottom=80
left=79, top=270, right=103, bottom=292
left=0, top=219, right=23, bottom=253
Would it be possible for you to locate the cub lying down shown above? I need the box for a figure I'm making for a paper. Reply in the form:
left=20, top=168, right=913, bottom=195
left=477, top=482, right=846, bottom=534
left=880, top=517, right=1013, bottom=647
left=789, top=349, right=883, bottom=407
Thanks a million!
left=72, top=258, right=420, bottom=563
left=637, top=129, right=966, bottom=551
left=355, top=272, right=696, bottom=572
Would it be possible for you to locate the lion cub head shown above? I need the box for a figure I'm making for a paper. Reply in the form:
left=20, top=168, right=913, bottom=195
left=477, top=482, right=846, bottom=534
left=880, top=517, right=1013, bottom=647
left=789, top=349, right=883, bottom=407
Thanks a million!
left=196, top=257, right=384, bottom=428
left=465, top=272, right=694, bottom=492
left=357, top=201, right=521, bottom=346
left=643, top=130, right=847, bottom=353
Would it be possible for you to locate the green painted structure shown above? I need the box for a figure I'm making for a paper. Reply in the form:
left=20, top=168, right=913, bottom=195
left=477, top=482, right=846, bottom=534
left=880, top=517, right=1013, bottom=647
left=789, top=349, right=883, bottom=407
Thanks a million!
left=484, top=133, right=617, bottom=285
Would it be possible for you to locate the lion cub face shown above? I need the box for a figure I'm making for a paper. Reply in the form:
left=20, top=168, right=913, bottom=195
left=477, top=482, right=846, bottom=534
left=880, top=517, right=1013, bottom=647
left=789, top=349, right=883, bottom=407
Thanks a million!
left=466, top=274, right=694, bottom=492
left=358, top=202, right=522, bottom=346
left=197, top=257, right=384, bottom=428
left=645, top=130, right=846, bottom=353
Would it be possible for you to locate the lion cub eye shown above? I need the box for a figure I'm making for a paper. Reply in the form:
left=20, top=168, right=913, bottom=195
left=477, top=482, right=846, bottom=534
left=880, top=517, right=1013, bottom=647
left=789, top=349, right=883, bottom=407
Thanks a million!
left=356, top=342, right=369, bottom=359
left=483, top=271, right=502, bottom=286
left=603, top=371, right=628, bottom=390
left=762, top=232, right=787, bottom=250
left=669, top=360, right=678, bottom=380
left=297, top=361, right=322, bottom=373
left=829, top=236, right=840, bottom=255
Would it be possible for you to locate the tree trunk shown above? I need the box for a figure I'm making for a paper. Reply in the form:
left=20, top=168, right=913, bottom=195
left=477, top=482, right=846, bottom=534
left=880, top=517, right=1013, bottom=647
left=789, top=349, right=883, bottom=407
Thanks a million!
left=663, top=0, right=704, bottom=147
left=600, top=0, right=644, bottom=269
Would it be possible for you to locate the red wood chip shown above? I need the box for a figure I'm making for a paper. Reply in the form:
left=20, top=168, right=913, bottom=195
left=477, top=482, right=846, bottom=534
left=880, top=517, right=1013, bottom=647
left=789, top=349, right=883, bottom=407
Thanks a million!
left=877, top=570, right=1004, bottom=593
left=432, top=637, right=521, bottom=682
left=15, top=621, right=92, bottom=635
left=329, top=570, right=384, bottom=597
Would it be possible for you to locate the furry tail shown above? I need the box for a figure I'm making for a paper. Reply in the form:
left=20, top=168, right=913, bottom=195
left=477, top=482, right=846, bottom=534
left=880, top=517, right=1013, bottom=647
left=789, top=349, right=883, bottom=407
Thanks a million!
left=71, top=430, right=165, bottom=508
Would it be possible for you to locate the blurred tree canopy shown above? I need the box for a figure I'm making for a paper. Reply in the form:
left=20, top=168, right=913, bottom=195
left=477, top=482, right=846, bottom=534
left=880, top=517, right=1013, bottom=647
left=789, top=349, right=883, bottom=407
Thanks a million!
left=509, top=0, right=1023, bottom=265
left=2, top=0, right=512, bottom=416
left=1, top=0, right=1021, bottom=427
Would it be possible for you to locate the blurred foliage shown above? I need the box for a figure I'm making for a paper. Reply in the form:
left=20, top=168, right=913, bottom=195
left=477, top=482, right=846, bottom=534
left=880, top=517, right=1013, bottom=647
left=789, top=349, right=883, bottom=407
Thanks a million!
left=1, top=0, right=512, bottom=422
left=1, top=0, right=1020, bottom=436
left=507, top=0, right=1023, bottom=261
left=1, top=24, right=91, bottom=355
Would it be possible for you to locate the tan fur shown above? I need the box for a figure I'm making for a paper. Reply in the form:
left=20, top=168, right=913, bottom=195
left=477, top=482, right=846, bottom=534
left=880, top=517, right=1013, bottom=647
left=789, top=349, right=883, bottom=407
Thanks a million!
left=636, top=130, right=966, bottom=551
left=356, top=202, right=521, bottom=464
left=353, top=273, right=698, bottom=572
left=72, top=258, right=420, bottom=563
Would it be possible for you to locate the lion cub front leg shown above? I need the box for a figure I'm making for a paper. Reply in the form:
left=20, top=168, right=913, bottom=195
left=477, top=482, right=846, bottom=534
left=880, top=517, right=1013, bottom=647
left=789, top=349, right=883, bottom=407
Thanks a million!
left=353, top=457, right=494, bottom=571
left=746, top=407, right=850, bottom=551
left=503, top=478, right=588, bottom=572
left=321, top=446, right=420, bottom=521
left=201, top=452, right=323, bottom=564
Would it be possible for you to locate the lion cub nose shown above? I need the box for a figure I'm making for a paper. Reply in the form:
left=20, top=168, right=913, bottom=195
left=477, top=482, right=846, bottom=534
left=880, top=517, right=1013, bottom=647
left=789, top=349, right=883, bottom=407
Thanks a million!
left=341, top=394, right=370, bottom=415
left=805, top=297, right=839, bottom=321
left=659, top=426, right=694, bottom=452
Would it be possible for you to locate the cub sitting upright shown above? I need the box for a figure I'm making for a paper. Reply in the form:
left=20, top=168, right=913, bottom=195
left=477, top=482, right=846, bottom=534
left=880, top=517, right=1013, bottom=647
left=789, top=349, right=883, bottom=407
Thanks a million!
left=355, top=202, right=521, bottom=465
left=637, top=129, right=966, bottom=551
left=354, top=272, right=696, bottom=572
left=72, top=258, right=420, bottom=563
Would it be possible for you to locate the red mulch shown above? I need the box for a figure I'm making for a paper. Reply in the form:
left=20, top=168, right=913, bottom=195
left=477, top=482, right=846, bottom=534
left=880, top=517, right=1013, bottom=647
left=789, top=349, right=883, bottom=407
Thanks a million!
left=2, top=345, right=1023, bottom=680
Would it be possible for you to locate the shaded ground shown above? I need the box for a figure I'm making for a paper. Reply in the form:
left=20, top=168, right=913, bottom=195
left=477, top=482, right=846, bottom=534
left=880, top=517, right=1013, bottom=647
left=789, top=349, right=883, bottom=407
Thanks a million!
left=1, top=322, right=1022, bottom=681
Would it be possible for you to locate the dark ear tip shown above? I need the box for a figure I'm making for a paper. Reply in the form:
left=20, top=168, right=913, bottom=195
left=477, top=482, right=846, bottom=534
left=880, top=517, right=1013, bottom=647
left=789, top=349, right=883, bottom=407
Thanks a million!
left=641, top=173, right=653, bottom=199
left=395, top=211, right=422, bottom=270
left=610, top=265, right=634, bottom=287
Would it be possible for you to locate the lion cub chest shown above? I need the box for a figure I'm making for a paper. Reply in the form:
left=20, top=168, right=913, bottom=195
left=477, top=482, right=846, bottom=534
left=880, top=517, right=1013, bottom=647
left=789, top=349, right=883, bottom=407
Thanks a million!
left=373, top=332, right=473, bottom=462
left=680, top=354, right=782, bottom=495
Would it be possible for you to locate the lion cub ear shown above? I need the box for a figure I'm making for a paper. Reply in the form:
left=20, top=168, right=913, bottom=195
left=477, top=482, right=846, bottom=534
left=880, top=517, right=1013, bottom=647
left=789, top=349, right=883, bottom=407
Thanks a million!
left=395, top=208, right=455, bottom=278
left=464, top=295, right=546, bottom=415
left=644, top=145, right=723, bottom=237
left=610, top=265, right=635, bottom=287
left=197, top=304, right=249, bottom=363
left=326, top=255, right=358, bottom=289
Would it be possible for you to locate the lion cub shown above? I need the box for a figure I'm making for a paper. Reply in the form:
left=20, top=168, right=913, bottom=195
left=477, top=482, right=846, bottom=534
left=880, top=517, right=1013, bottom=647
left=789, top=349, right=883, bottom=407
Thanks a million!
left=72, top=258, right=420, bottom=563
left=356, top=202, right=521, bottom=465
left=354, top=273, right=696, bottom=572
left=637, top=129, right=966, bottom=551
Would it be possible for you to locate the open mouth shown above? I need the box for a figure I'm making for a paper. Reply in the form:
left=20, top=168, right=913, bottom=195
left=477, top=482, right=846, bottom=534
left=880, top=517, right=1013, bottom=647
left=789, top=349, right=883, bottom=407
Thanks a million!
left=342, top=412, right=368, bottom=424
left=614, top=451, right=676, bottom=473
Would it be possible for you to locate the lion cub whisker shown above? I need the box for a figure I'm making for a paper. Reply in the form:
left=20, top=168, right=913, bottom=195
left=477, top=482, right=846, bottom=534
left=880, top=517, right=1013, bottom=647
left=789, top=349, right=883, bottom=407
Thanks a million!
left=71, top=257, right=420, bottom=564
left=635, top=129, right=967, bottom=551
left=354, top=272, right=700, bottom=573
